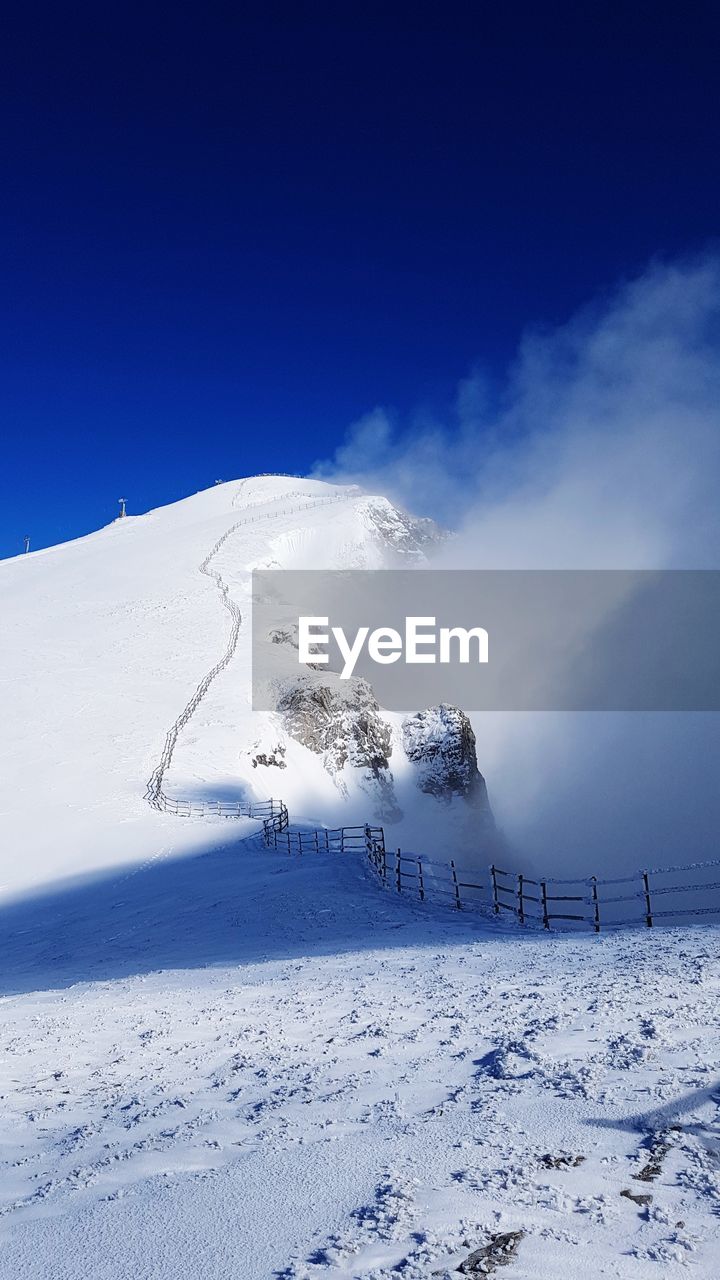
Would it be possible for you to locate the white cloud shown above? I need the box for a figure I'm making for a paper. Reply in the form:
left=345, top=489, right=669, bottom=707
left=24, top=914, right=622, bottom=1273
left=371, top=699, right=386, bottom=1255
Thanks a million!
left=314, top=255, right=720, bottom=876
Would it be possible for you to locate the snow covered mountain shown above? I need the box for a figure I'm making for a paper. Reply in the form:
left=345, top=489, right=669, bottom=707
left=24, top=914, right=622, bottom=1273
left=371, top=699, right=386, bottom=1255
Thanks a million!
left=2, top=475, right=720, bottom=1279
left=0, top=474, right=490, bottom=897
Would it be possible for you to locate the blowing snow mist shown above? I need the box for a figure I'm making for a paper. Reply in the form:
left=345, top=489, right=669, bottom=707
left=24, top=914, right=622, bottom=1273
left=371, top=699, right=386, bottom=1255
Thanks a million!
left=315, top=256, right=720, bottom=876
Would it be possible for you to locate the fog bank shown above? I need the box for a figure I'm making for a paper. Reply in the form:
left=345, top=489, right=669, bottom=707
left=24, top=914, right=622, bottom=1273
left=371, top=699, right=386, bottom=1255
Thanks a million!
left=314, top=257, right=720, bottom=876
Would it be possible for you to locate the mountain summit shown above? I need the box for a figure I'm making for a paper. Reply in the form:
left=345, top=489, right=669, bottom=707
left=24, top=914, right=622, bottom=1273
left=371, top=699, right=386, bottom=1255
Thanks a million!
left=1, top=476, right=493, bottom=896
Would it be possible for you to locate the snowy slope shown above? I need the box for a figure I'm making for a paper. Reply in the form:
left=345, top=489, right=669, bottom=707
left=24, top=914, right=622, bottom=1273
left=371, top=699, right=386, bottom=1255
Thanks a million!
left=1, top=845, right=719, bottom=1278
left=2, top=476, right=720, bottom=1279
left=0, top=475, right=442, bottom=898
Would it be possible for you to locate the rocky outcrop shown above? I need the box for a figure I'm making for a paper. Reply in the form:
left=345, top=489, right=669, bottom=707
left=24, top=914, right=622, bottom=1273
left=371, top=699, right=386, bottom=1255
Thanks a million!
left=277, top=677, right=391, bottom=777
left=274, top=683, right=492, bottom=825
left=402, top=704, right=493, bottom=817
left=357, top=496, right=445, bottom=561
left=276, top=675, right=402, bottom=820
left=269, top=624, right=325, bottom=669
left=250, top=744, right=286, bottom=769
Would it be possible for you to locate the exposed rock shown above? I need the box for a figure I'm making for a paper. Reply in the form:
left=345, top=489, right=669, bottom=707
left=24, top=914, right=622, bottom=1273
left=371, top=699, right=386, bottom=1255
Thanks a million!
left=635, top=1136, right=670, bottom=1182
left=278, top=678, right=390, bottom=775
left=269, top=624, right=325, bottom=669
left=402, top=704, right=493, bottom=815
left=540, top=1152, right=585, bottom=1170
left=456, top=1230, right=525, bottom=1274
left=276, top=675, right=402, bottom=820
left=357, top=496, right=446, bottom=561
left=251, top=744, right=287, bottom=770
left=621, top=1189, right=653, bottom=1208
left=269, top=627, right=297, bottom=648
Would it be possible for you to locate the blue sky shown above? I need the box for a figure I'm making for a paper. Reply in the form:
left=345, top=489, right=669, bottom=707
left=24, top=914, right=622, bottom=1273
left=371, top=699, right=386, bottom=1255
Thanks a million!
left=1, top=3, right=719, bottom=556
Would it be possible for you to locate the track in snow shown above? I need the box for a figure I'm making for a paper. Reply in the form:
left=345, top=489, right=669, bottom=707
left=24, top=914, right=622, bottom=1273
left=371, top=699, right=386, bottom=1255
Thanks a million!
left=144, top=488, right=350, bottom=818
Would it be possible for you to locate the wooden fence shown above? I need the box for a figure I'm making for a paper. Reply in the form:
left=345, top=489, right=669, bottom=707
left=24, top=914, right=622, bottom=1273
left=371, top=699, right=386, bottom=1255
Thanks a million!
left=264, top=816, right=720, bottom=933
left=489, top=859, right=720, bottom=931
left=266, top=822, right=493, bottom=916
left=157, top=794, right=288, bottom=825
left=265, top=821, right=382, bottom=857
left=143, top=492, right=720, bottom=932
left=151, top=789, right=720, bottom=933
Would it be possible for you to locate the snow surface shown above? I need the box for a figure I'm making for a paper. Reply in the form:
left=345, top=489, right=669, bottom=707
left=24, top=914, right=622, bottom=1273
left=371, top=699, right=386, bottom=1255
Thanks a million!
left=0, top=476, right=410, bottom=895
left=2, top=476, right=719, bottom=1278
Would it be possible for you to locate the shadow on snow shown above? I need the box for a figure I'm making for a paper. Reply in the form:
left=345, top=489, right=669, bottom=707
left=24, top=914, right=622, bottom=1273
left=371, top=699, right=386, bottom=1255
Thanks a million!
left=0, top=830, right=509, bottom=998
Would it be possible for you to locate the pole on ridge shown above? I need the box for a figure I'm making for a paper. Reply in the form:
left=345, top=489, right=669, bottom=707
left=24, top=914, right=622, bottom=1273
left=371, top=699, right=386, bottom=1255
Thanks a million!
left=590, top=876, right=601, bottom=933
left=642, top=871, right=653, bottom=927
left=451, top=860, right=461, bottom=909
left=541, top=880, right=550, bottom=929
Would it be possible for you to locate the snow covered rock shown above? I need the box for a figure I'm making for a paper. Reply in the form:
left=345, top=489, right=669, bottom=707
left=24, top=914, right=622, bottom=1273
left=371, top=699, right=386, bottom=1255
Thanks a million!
left=401, top=704, right=493, bottom=815
left=276, top=673, right=402, bottom=818
left=250, top=743, right=287, bottom=769
left=457, top=1230, right=525, bottom=1274
left=355, top=496, right=445, bottom=561
left=278, top=676, right=391, bottom=776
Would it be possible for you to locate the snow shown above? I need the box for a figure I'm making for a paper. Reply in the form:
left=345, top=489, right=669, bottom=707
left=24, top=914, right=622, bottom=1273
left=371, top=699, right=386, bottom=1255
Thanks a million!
left=1, top=848, right=719, bottom=1277
left=0, top=476, right=383, bottom=896
left=2, top=476, right=719, bottom=1278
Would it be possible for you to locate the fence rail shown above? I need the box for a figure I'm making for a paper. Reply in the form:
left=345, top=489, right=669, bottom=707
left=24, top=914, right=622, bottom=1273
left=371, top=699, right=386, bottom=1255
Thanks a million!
left=489, top=859, right=720, bottom=932
left=155, top=789, right=720, bottom=933
left=155, top=794, right=288, bottom=825
left=262, top=818, right=720, bottom=933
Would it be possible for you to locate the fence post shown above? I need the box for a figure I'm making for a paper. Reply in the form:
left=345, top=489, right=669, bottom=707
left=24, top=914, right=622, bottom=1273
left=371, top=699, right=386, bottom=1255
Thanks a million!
left=517, top=873, right=525, bottom=925
left=417, top=857, right=425, bottom=901
left=298, top=832, right=302, bottom=857
left=451, top=860, right=462, bottom=909
left=396, top=848, right=402, bottom=892
left=590, top=876, right=600, bottom=933
left=325, top=829, right=330, bottom=853
left=490, top=865, right=499, bottom=915
left=642, top=871, right=653, bottom=927
left=541, top=879, right=550, bottom=929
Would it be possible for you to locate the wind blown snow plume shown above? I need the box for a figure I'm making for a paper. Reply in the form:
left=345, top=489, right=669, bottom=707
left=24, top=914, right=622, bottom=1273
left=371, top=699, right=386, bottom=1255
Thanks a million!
left=314, top=256, right=720, bottom=874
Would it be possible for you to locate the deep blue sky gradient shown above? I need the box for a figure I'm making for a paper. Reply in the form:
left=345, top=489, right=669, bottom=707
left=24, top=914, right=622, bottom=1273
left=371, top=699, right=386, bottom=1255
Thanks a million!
left=1, top=3, right=719, bottom=556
